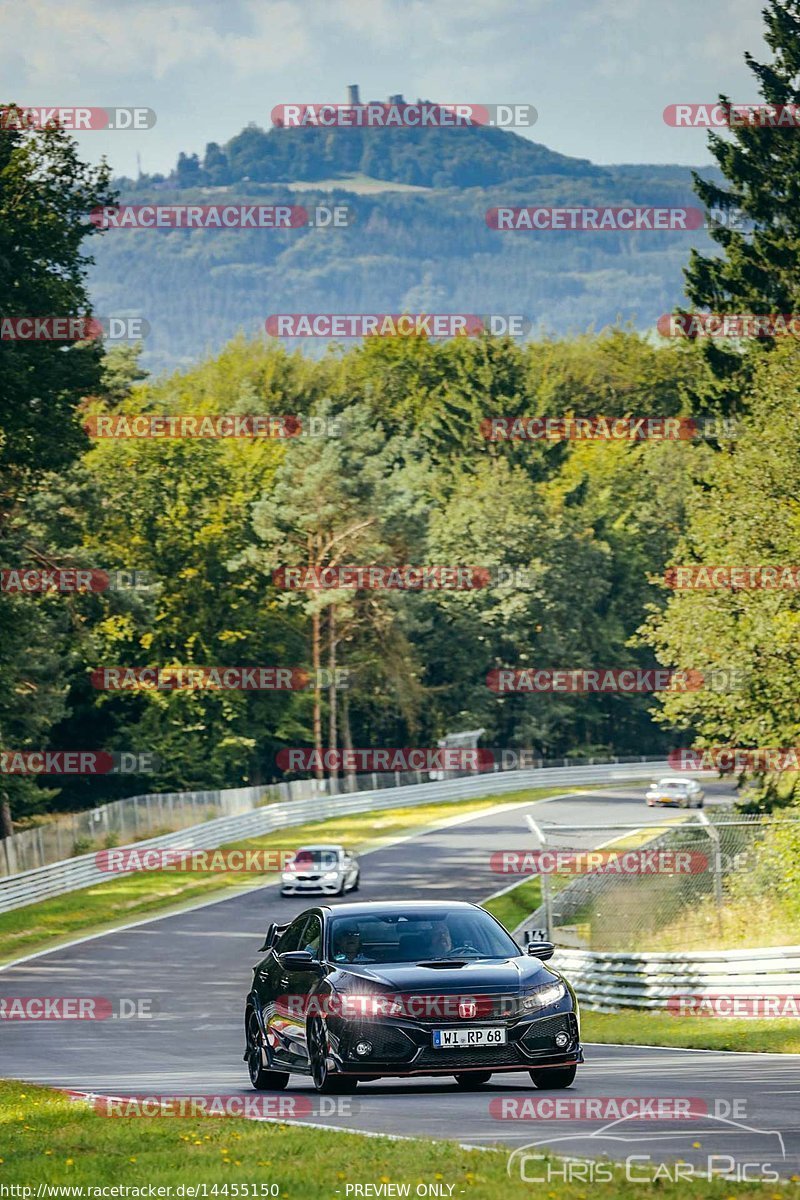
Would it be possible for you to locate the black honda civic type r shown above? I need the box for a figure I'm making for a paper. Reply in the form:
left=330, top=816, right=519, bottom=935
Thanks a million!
left=243, top=900, right=582, bottom=1092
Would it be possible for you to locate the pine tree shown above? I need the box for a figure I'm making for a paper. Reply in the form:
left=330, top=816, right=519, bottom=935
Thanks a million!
left=684, top=1, right=800, bottom=400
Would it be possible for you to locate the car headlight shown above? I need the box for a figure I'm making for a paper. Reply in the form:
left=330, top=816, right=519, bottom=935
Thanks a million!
left=521, top=981, right=567, bottom=1011
left=338, top=993, right=404, bottom=1019
left=281, top=871, right=294, bottom=882
left=321, top=871, right=339, bottom=881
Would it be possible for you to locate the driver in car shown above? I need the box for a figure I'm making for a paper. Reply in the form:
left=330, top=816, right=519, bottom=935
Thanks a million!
left=332, top=926, right=369, bottom=963
left=429, top=921, right=479, bottom=958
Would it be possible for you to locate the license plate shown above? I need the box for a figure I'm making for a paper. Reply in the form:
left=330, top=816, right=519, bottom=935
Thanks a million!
left=432, top=1027, right=507, bottom=1049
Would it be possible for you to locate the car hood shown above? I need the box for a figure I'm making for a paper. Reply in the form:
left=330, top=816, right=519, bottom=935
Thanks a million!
left=332, top=956, right=561, bottom=993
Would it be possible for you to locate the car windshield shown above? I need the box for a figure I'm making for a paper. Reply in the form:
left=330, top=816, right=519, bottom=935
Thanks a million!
left=292, top=850, right=339, bottom=869
left=657, top=780, right=686, bottom=790
left=327, top=908, right=520, bottom=964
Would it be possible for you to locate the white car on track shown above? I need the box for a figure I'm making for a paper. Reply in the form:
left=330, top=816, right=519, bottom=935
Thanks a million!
left=645, top=777, right=705, bottom=808
left=280, top=844, right=360, bottom=896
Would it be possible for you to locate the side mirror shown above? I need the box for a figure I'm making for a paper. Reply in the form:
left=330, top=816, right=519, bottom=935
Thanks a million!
left=258, top=922, right=277, bottom=953
left=279, top=950, right=320, bottom=972
left=527, top=940, right=555, bottom=961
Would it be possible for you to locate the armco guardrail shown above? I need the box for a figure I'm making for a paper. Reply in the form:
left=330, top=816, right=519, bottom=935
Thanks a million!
left=551, top=945, right=800, bottom=1012
left=0, top=759, right=669, bottom=914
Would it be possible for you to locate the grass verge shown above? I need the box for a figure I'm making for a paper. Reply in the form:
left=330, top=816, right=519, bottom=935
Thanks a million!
left=0, top=786, right=590, bottom=965
left=0, top=1080, right=785, bottom=1198
left=582, top=1009, right=800, bottom=1054
left=482, top=878, right=542, bottom=931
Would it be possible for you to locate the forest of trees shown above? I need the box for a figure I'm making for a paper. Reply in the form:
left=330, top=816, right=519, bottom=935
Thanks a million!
left=3, top=0, right=800, bottom=830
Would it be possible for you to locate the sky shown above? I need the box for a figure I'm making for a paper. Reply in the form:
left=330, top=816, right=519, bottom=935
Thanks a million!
left=0, top=0, right=769, bottom=179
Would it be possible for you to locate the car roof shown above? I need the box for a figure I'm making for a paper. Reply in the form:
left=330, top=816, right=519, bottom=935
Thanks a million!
left=295, top=844, right=345, bottom=851
left=655, top=777, right=692, bottom=785
left=318, top=900, right=480, bottom=917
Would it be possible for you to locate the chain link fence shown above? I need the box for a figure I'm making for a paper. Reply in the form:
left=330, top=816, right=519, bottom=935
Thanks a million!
left=517, top=808, right=800, bottom=951
left=1, top=753, right=663, bottom=876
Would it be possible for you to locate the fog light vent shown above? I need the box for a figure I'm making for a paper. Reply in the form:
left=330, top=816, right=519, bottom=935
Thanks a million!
left=355, top=1040, right=373, bottom=1057
left=555, top=1031, right=570, bottom=1048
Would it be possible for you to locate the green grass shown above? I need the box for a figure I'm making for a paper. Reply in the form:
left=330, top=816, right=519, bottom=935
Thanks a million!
left=482, top=878, right=542, bottom=931
left=582, top=1008, right=800, bottom=1054
left=481, top=821, right=675, bottom=934
left=0, top=786, right=590, bottom=965
left=0, top=1080, right=788, bottom=1197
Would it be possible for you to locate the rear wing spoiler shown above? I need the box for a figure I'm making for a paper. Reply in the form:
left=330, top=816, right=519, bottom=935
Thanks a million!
left=258, top=920, right=289, bottom=953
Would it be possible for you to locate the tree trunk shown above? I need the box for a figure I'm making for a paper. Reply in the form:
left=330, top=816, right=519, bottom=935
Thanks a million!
left=341, top=687, right=356, bottom=793
left=0, top=795, right=12, bottom=840
left=328, top=604, right=339, bottom=793
left=311, top=607, right=323, bottom=781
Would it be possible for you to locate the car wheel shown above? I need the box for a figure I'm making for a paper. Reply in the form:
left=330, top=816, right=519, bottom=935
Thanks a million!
left=245, top=1010, right=289, bottom=1091
left=529, top=1065, right=577, bottom=1089
left=454, top=1072, right=493, bottom=1088
left=307, top=1015, right=358, bottom=1094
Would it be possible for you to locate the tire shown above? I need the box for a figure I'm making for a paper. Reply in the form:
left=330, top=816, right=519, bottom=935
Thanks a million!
left=454, top=1072, right=493, bottom=1088
left=307, top=1015, right=358, bottom=1094
left=351, top=872, right=360, bottom=892
left=529, top=1065, right=577, bottom=1089
left=245, top=1009, right=289, bottom=1091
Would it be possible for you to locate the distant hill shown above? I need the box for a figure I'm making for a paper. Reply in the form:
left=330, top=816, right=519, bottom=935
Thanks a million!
left=90, top=96, right=720, bottom=375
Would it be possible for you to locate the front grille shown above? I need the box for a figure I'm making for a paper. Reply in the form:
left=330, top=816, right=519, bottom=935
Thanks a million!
left=414, top=1043, right=522, bottom=1071
left=409, top=994, right=518, bottom=1025
left=520, top=1012, right=578, bottom=1053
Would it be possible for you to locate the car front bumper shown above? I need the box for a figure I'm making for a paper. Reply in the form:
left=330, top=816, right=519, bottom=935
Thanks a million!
left=327, top=1007, right=582, bottom=1077
left=280, top=877, right=344, bottom=895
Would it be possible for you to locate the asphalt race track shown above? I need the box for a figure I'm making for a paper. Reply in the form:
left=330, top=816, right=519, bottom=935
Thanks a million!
left=2, top=780, right=799, bottom=1180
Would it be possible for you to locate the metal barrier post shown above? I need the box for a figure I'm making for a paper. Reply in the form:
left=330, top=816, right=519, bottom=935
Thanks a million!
left=526, top=815, right=552, bottom=940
